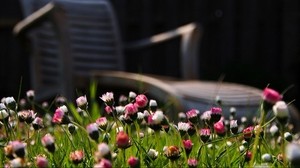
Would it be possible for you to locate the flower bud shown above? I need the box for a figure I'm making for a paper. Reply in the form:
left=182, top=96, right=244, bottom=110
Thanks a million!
left=100, top=92, right=114, bottom=106
left=214, top=120, right=226, bottom=136
left=128, top=156, right=140, bottom=168
left=230, top=120, right=238, bottom=134
left=86, top=123, right=100, bottom=141
left=36, top=155, right=48, bottom=168
left=210, top=107, right=222, bottom=123
left=26, top=90, right=35, bottom=101
left=32, top=117, right=44, bottom=130
left=116, top=131, right=131, bottom=149
left=76, top=95, right=88, bottom=110
left=70, top=150, right=84, bottom=164
left=41, top=134, right=55, bottom=153
left=284, top=132, right=293, bottom=142
left=182, top=139, right=193, bottom=156
left=147, top=149, right=158, bottom=160
left=186, top=109, right=199, bottom=124
left=135, top=94, right=148, bottom=108
left=149, top=99, right=158, bottom=111
left=187, top=158, right=198, bottom=168
left=200, top=128, right=211, bottom=143
left=164, top=146, right=181, bottom=160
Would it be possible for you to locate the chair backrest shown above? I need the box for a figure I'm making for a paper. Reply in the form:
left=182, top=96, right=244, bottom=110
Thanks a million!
left=19, top=0, right=125, bottom=100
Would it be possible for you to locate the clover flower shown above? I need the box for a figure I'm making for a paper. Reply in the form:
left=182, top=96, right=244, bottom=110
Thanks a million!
left=135, top=94, right=148, bottom=108
left=128, top=156, right=140, bottom=168
left=69, top=150, right=84, bottom=164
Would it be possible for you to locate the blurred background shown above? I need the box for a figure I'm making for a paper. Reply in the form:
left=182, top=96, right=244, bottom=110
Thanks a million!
left=1, top=0, right=299, bottom=110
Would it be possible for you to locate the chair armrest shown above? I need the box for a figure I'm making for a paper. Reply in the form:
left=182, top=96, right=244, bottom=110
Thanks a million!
left=124, top=22, right=202, bottom=79
left=124, top=22, right=200, bottom=49
left=13, top=2, right=55, bottom=36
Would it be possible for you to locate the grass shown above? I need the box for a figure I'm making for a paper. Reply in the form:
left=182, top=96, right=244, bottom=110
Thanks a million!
left=0, top=86, right=298, bottom=167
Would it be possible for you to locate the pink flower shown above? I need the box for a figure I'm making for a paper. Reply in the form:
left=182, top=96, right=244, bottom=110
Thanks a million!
left=17, top=109, right=36, bottom=124
left=94, top=159, right=112, bottom=168
left=182, top=139, right=193, bottom=155
left=10, top=140, right=26, bottom=158
left=100, top=92, right=114, bottom=106
left=86, top=123, right=99, bottom=141
left=127, top=156, right=140, bottom=168
left=210, top=107, right=222, bottom=123
left=52, top=108, right=65, bottom=124
left=187, top=158, right=198, bottom=168
left=76, top=95, right=88, bottom=109
left=262, top=87, right=282, bottom=104
left=104, top=106, right=113, bottom=115
left=200, top=128, right=211, bottom=143
left=135, top=94, right=148, bottom=108
left=124, top=103, right=138, bottom=120
left=96, top=117, right=108, bottom=130
left=69, top=150, right=84, bottom=164
left=36, top=155, right=48, bottom=168
left=32, top=117, right=44, bottom=130
left=186, top=109, right=199, bottom=124
left=97, top=143, right=111, bottom=160
left=41, top=134, right=55, bottom=153
left=116, top=131, right=131, bottom=149
left=214, top=120, right=226, bottom=136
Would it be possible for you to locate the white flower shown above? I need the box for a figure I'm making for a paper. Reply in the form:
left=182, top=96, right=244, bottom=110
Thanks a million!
left=115, top=106, right=125, bottom=114
left=148, top=149, right=159, bottom=159
left=0, top=109, right=9, bottom=120
left=269, top=125, right=279, bottom=136
left=59, top=105, right=68, bottom=113
left=200, top=110, right=211, bottom=121
left=230, top=107, right=236, bottom=114
left=149, top=99, right=157, bottom=107
left=76, top=95, right=87, bottom=108
left=26, top=90, right=35, bottom=98
left=0, top=103, right=6, bottom=110
left=286, top=143, right=300, bottom=163
left=129, top=91, right=137, bottom=99
left=241, top=116, right=247, bottom=123
left=239, top=145, right=245, bottom=152
left=261, top=153, right=272, bottom=162
left=98, top=143, right=110, bottom=157
left=178, top=122, right=190, bottom=131
left=230, top=120, right=238, bottom=129
left=273, top=101, right=289, bottom=118
left=226, top=141, right=232, bottom=147
left=284, top=132, right=293, bottom=142
left=137, top=112, right=145, bottom=120
left=152, top=110, right=164, bottom=124
left=100, top=92, right=114, bottom=102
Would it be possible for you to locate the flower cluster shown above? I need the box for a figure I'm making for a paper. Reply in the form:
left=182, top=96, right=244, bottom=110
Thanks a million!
left=0, top=86, right=298, bottom=167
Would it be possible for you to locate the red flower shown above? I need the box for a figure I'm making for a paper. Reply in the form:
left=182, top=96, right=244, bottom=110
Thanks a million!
left=262, top=87, right=282, bottom=104
left=116, top=131, right=131, bottom=149
left=243, top=126, right=254, bottom=140
left=135, top=94, right=148, bottom=108
left=128, top=156, right=140, bottom=168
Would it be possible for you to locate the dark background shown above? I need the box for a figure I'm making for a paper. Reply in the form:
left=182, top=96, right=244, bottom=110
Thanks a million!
left=1, top=0, right=300, bottom=110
